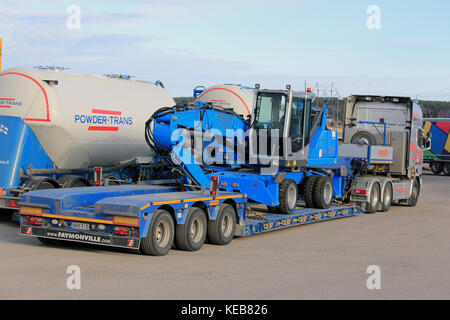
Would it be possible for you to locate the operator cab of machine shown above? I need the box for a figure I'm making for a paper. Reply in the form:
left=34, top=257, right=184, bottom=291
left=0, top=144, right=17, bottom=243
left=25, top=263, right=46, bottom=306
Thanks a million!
left=249, top=85, right=320, bottom=167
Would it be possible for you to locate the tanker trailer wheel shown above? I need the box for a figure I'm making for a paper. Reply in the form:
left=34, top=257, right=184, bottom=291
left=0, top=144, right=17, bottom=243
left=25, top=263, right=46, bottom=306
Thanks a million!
left=175, top=207, right=207, bottom=251
left=207, top=204, right=236, bottom=245
left=313, top=176, right=334, bottom=209
left=140, top=210, right=174, bottom=256
left=364, top=183, right=381, bottom=214
left=430, top=161, right=443, bottom=175
left=58, top=175, right=91, bottom=188
left=304, top=175, right=319, bottom=208
left=275, top=179, right=298, bottom=214
left=26, top=180, right=57, bottom=244
left=351, top=131, right=377, bottom=146
left=407, top=179, right=420, bottom=207
left=380, top=182, right=393, bottom=212
left=22, top=178, right=58, bottom=191
left=443, top=163, right=450, bottom=176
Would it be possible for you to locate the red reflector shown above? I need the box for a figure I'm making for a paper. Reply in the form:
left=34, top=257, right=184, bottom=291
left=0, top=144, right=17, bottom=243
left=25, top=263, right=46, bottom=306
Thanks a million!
left=354, top=189, right=367, bottom=195
left=114, top=227, right=130, bottom=236
left=94, top=167, right=102, bottom=186
left=29, top=217, right=43, bottom=226
left=210, top=176, right=219, bottom=195
left=5, top=200, right=18, bottom=208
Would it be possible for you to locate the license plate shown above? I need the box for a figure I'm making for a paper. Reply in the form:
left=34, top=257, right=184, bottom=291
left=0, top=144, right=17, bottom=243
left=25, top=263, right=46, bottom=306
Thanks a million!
left=70, top=222, right=90, bottom=231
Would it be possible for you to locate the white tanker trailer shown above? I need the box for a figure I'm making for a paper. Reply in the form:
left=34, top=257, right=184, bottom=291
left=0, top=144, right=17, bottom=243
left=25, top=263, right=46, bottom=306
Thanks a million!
left=194, top=84, right=257, bottom=118
left=0, top=67, right=176, bottom=210
left=0, top=69, right=260, bottom=213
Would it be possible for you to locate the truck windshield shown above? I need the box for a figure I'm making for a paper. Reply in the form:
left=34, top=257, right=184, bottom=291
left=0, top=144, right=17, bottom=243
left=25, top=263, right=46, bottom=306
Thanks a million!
left=253, top=93, right=287, bottom=132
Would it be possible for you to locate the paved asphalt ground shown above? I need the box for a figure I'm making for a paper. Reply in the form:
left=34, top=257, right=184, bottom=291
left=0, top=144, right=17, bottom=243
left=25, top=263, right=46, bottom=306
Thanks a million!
left=0, top=173, right=449, bottom=300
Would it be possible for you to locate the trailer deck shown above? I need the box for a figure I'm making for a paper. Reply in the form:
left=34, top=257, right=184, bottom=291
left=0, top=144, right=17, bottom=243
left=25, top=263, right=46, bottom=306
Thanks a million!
left=239, top=205, right=362, bottom=237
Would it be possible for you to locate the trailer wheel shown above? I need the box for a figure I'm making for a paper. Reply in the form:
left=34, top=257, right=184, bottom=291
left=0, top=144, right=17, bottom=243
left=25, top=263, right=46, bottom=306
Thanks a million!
left=313, top=176, right=334, bottom=209
left=140, top=210, right=174, bottom=256
left=443, top=163, right=450, bottom=176
left=176, top=207, right=207, bottom=251
left=430, top=161, right=443, bottom=175
left=275, top=179, right=298, bottom=214
left=351, top=131, right=377, bottom=146
left=407, top=179, right=420, bottom=207
left=304, top=175, right=319, bottom=208
left=380, top=182, right=393, bottom=212
left=58, top=175, right=91, bottom=188
left=36, top=182, right=56, bottom=190
left=365, top=183, right=380, bottom=214
left=22, top=178, right=58, bottom=191
left=207, top=204, right=236, bottom=245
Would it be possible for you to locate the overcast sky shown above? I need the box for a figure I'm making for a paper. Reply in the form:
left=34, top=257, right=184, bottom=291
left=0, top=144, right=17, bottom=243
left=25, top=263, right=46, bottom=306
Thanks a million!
left=0, top=0, right=449, bottom=100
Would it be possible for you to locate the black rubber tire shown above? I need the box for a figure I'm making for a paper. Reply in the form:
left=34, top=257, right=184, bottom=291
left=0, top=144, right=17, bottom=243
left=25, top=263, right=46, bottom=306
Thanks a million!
left=267, top=206, right=279, bottom=214
left=275, top=179, right=298, bottom=214
left=140, top=210, right=174, bottom=256
left=304, top=175, right=319, bottom=208
left=313, top=176, right=334, bottom=209
left=430, top=161, right=443, bottom=175
left=58, top=175, right=91, bottom=188
left=443, top=163, right=450, bottom=176
left=351, top=131, right=377, bottom=145
left=207, top=204, right=236, bottom=245
left=22, top=178, right=57, bottom=191
left=365, top=183, right=381, bottom=214
left=176, top=207, right=207, bottom=251
left=407, top=179, right=420, bottom=207
left=35, top=181, right=56, bottom=190
left=380, top=182, right=393, bottom=212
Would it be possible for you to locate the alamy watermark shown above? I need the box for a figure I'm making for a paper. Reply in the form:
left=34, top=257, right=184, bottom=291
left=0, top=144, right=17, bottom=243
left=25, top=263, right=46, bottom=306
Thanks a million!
left=67, top=5, right=81, bottom=30
left=366, top=265, right=381, bottom=290
left=167, top=123, right=306, bottom=176
left=66, top=265, right=81, bottom=290
left=366, top=5, right=381, bottom=30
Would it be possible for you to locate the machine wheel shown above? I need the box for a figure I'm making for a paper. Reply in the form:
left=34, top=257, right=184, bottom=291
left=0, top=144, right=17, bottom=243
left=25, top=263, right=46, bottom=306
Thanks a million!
left=430, top=161, right=443, bottom=175
left=407, top=179, right=420, bottom=207
left=207, top=204, right=236, bottom=245
left=313, top=176, right=334, bottom=209
left=443, top=163, right=450, bottom=176
left=276, top=179, right=298, bottom=214
left=140, top=210, right=174, bottom=256
left=380, top=182, right=393, bottom=212
left=365, top=183, right=381, bottom=214
left=304, top=175, right=319, bottom=208
left=351, top=131, right=377, bottom=145
left=267, top=206, right=279, bottom=214
left=58, top=175, right=91, bottom=188
left=176, top=207, right=207, bottom=251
